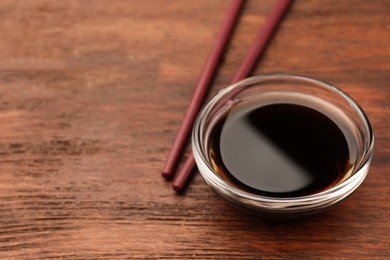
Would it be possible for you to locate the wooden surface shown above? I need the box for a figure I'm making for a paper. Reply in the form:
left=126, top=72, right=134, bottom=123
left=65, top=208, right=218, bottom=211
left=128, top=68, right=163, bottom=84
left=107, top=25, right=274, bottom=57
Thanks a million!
left=0, top=0, right=389, bottom=259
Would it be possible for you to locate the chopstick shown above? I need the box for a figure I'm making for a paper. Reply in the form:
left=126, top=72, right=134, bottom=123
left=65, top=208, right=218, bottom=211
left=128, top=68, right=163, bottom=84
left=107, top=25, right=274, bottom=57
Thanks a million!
left=161, top=0, right=245, bottom=179
left=231, top=0, right=292, bottom=83
left=172, top=0, right=292, bottom=192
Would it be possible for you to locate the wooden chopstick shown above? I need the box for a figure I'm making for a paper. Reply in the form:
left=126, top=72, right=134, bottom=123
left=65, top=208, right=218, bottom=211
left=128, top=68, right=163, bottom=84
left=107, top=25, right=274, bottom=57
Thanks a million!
left=161, top=0, right=245, bottom=179
left=173, top=0, right=292, bottom=193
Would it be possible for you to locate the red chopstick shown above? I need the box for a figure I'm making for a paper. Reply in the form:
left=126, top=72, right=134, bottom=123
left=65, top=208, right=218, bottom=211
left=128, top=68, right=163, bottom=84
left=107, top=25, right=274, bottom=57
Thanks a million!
left=161, top=0, right=245, bottom=179
left=173, top=0, right=292, bottom=193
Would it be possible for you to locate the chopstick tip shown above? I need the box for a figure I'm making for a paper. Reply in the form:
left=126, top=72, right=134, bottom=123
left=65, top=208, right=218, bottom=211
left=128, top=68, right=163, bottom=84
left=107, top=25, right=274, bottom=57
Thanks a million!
left=172, top=183, right=184, bottom=193
left=161, top=171, right=173, bottom=180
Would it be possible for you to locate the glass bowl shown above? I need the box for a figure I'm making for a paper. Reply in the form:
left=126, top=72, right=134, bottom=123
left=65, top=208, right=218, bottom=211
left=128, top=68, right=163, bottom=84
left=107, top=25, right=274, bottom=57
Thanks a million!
left=192, top=74, right=374, bottom=219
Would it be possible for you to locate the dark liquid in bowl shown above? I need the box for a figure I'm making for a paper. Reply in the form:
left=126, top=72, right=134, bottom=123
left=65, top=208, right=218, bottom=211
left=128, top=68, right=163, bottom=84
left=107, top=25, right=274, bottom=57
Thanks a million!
left=208, top=101, right=354, bottom=198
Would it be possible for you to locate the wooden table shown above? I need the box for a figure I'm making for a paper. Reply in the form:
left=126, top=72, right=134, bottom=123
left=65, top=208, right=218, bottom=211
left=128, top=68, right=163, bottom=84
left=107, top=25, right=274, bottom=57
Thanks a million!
left=0, top=0, right=389, bottom=259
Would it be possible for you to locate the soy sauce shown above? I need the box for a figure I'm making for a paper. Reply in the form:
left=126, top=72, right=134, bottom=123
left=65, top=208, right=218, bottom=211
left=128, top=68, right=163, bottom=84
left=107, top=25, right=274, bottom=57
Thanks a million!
left=208, top=100, right=355, bottom=198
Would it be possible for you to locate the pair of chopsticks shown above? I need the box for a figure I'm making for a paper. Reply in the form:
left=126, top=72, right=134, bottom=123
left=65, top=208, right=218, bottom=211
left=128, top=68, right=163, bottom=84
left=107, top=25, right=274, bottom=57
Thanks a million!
left=162, top=0, right=292, bottom=193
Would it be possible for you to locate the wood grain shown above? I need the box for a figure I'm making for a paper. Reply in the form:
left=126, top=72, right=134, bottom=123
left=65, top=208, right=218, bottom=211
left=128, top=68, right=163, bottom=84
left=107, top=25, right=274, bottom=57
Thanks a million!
left=0, top=0, right=389, bottom=259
